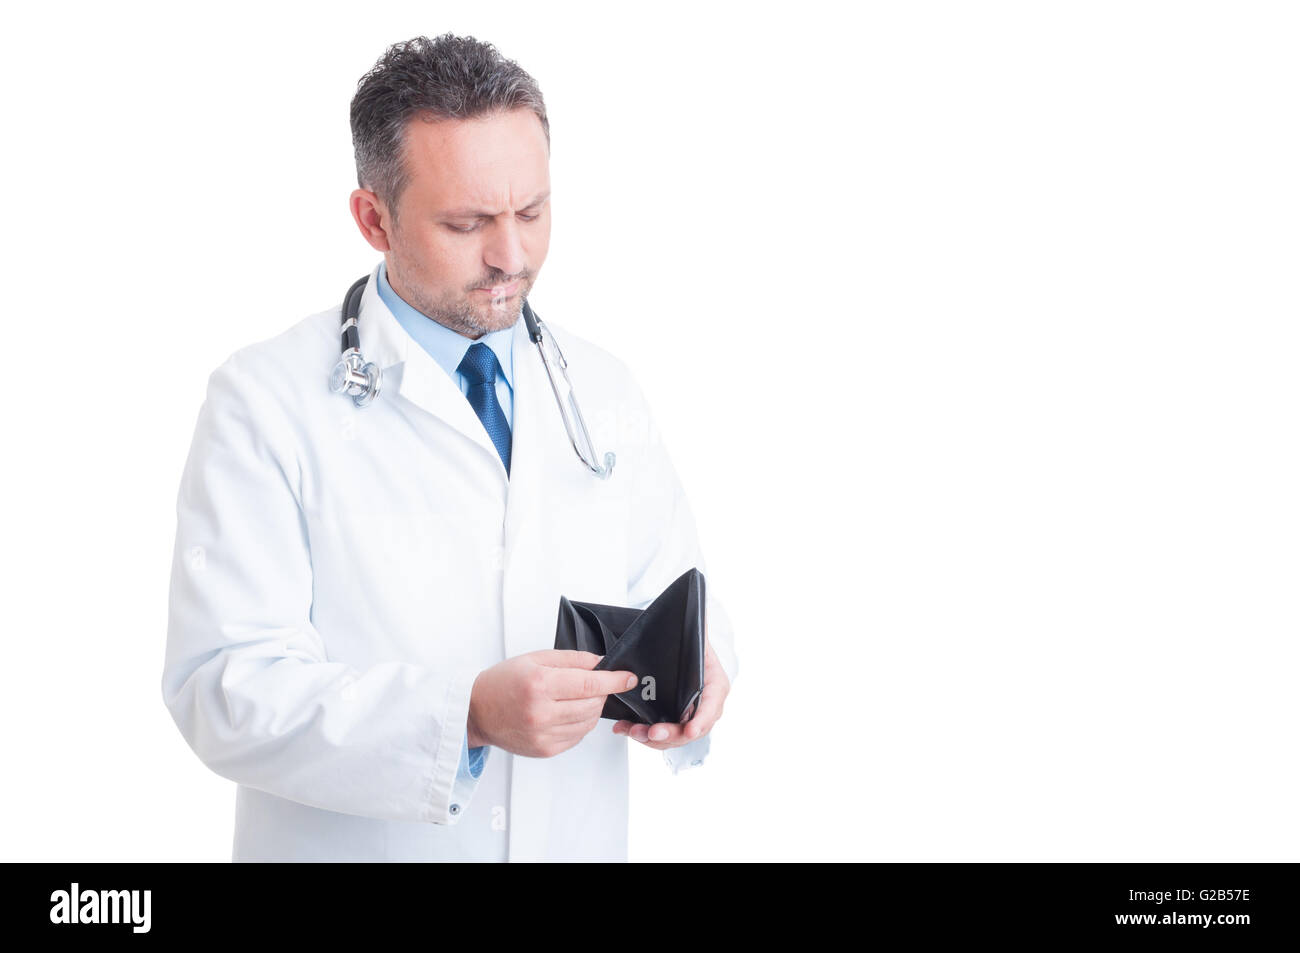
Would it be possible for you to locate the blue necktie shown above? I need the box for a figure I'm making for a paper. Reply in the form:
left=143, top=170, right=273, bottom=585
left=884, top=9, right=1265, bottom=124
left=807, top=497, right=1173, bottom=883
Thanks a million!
left=457, top=342, right=512, bottom=476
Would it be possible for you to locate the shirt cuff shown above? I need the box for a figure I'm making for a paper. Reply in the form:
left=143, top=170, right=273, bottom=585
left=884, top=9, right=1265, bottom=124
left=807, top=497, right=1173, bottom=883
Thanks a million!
left=662, top=732, right=711, bottom=775
left=457, top=731, right=488, bottom=781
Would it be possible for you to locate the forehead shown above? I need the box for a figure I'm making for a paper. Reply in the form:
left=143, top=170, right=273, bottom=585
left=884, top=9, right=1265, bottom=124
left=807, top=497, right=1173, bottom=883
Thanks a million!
left=398, top=109, right=549, bottom=210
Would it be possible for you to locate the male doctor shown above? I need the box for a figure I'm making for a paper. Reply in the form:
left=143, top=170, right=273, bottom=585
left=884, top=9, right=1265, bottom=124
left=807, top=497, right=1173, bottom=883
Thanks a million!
left=162, top=33, right=738, bottom=862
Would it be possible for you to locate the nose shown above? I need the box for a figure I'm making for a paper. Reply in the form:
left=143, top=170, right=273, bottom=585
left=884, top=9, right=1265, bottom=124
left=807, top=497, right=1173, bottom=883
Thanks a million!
left=482, top=216, right=527, bottom=281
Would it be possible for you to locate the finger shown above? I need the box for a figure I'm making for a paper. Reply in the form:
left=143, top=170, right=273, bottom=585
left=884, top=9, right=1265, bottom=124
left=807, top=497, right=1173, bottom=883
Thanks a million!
left=687, top=658, right=729, bottom=736
left=684, top=692, right=723, bottom=740
left=648, top=722, right=677, bottom=743
left=538, top=709, right=606, bottom=744
left=651, top=723, right=685, bottom=746
left=681, top=709, right=718, bottom=742
left=549, top=667, right=639, bottom=701
left=533, top=649, right=603, bottom=669
left=633, top=722, right=692, bottom=749
left=547, top=696, right=609, bottom=727
left=612, top=720, right=632, bottom=736
left=536, top=723, right=596, bottom=755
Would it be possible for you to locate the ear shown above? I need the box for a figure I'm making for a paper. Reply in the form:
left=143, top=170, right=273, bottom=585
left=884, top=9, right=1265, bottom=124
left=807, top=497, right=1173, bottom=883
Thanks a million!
left=350, top=188, right=393, bottom=252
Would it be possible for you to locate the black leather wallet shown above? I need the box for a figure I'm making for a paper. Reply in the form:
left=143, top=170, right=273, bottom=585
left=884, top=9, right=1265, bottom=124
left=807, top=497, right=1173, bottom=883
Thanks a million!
left=552, top=568, right=706, bottom=725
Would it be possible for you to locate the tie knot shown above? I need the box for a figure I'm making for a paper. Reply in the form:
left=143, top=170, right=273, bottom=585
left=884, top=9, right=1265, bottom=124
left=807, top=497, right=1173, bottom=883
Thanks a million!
left=458, top=341, right=499, bottom=386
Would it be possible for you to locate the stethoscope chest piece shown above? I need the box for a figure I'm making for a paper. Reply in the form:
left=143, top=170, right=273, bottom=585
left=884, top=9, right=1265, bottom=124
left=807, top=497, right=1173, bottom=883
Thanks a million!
left=329, top=274, right=383, bottom=407
left=330, top=351, right=382, bottom=407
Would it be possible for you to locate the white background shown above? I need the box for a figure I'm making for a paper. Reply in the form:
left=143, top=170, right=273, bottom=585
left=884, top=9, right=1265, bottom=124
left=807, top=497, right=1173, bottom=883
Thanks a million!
left=1, top=0, right=1297, bottom=861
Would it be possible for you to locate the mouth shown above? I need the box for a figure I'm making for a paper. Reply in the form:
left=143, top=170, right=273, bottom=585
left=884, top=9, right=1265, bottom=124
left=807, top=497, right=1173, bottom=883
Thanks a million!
left=476, top=279, right=522, bottom=297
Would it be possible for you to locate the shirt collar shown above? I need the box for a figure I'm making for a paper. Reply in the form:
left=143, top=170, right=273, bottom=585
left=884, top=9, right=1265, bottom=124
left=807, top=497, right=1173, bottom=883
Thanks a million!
left=377, top=260, right=515, bottom=388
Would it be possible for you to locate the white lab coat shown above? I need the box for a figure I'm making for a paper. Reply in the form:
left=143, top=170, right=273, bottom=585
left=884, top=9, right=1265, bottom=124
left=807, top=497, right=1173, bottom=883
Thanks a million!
left=162, top=261, right=739, bottom=862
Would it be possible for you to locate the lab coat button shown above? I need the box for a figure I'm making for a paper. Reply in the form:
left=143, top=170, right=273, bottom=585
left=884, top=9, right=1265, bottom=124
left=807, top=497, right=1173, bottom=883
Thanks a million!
left=449, top=803, right=461, bottom=816
left=691, top=760, right=703, bottom=766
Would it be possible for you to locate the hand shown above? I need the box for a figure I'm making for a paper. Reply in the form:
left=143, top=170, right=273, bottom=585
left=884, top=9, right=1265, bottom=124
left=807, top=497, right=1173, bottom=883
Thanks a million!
left=468, top=649, right=637, bottom=758
left=612, top=639, right=729, bottom=749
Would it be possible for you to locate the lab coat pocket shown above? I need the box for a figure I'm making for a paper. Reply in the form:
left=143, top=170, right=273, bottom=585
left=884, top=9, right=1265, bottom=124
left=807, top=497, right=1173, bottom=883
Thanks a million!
left=558, top=476, right=630, bottom=607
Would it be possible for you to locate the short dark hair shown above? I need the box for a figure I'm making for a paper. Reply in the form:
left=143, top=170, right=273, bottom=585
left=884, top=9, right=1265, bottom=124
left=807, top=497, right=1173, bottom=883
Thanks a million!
left=350, top=34, right=550, bottom=219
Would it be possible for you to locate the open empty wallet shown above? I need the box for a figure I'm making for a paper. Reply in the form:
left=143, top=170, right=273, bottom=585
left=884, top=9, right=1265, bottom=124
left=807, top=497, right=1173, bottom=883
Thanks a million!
left=552, top=567, right=706, bottom=725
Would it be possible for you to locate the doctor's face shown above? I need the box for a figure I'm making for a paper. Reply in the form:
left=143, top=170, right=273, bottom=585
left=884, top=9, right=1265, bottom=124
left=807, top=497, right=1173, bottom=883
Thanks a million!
left=359, top=108, right=551, bottom=339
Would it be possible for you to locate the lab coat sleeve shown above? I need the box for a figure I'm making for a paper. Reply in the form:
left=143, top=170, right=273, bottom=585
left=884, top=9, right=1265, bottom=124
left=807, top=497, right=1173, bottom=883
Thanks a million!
left=620, top=372, right=739, bottom=775
left=162, top=354, right=484, bottom=825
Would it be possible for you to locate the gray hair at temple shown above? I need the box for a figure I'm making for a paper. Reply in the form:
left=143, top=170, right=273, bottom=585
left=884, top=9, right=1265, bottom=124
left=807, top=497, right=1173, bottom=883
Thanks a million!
left=350, top=33, right=550, bottom=222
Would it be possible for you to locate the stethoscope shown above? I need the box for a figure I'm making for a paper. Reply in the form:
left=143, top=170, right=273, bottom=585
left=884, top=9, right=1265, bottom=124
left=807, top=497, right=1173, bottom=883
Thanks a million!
left=329, top=274, right=616, bottom=479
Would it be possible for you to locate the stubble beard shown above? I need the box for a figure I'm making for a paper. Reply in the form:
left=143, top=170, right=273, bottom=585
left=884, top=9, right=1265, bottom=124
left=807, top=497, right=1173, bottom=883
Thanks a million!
left=390, top=251, right=529, bottom=340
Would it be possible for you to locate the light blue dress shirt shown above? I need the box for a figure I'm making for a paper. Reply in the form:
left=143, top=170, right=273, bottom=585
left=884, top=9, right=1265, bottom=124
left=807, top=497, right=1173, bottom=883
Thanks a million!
left=377, top=260, right=513, bottom=790
left=378, top=260, right=515, bottom=431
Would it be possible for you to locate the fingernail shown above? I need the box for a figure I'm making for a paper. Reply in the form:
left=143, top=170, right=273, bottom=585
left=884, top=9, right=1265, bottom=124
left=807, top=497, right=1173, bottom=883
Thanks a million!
left=624, top=674, right=638, bottom=691
left=649, top=726, right=668, bottom=741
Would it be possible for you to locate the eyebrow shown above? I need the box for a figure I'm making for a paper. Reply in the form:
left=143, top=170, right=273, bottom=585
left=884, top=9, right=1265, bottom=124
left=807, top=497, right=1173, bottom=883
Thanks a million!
left=441, top=190, right=550, bottom=219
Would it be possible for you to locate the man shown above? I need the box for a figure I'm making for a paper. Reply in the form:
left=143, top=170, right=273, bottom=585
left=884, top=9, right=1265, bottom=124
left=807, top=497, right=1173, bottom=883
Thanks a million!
left=162, top=33, right=738, bottom=862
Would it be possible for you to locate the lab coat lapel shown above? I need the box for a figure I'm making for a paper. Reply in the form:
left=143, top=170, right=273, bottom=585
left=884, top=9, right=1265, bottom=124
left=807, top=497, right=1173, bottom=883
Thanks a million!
left=503, top=310, right=549, bottom=551
left=355, top=262, right=509, bottom=479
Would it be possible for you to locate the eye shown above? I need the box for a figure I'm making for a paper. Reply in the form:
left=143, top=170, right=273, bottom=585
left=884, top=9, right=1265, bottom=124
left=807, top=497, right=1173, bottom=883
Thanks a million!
left=518, top=212, right=539, bottom=222
left=447, top=222, right=481, bottom=233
